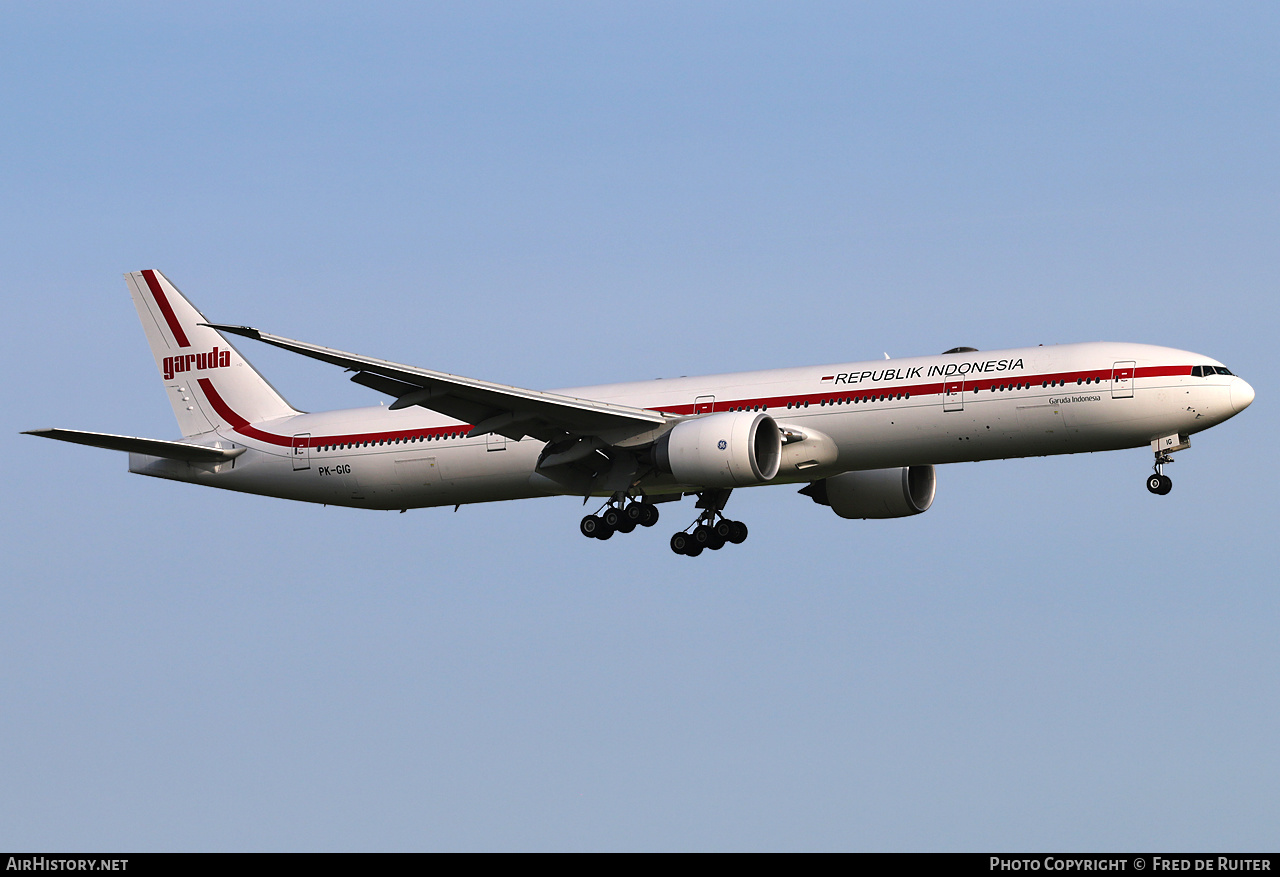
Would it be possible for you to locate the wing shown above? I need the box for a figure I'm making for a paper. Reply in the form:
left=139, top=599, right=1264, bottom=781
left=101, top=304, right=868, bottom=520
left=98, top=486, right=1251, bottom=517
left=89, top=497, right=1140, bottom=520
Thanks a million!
left=205, top=324, right=672, bottom=443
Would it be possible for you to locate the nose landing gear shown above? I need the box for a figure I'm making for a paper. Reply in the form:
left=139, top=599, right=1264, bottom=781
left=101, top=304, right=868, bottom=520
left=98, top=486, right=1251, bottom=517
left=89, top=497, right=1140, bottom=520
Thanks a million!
left=1145, top=433, right=1188, bottom=496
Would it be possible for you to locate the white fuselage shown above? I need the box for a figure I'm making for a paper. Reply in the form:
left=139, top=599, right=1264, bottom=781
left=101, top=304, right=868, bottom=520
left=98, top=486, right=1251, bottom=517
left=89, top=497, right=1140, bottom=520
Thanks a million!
left=129, top=341, right=1252, bottom=510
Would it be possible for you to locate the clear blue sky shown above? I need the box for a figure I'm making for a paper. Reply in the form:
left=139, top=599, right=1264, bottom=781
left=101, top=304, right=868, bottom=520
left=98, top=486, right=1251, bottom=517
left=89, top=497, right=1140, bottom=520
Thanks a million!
left=3, top=2, right=1276, bottom=851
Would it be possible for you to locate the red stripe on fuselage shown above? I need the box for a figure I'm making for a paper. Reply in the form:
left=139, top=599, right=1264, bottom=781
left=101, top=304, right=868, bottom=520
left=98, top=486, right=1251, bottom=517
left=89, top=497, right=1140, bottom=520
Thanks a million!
left=142, top=270, right=191, bottom=348
left=198, top=378, right=477, bottom=448
left=199, top=365, right=1198, bottom=450
left=647, top=365, right=1192, bottom=415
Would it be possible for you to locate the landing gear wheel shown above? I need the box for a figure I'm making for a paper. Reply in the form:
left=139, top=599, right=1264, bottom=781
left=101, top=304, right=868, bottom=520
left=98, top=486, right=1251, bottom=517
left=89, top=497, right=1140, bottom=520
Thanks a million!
left=670, top=532, right=690, bottom=555
left=685, top=544, right=704, bottom=557
left=727, top=521, right=748, bottom=544
left=707, top=532, right=726, bottom=550
left=1146, top=474, right=1163, bottom=494
left=616, top=519, right=637, bottom=534
left=580, top=515, right=605, bottom=538
left=639, top=503, right=659, bottom=527
left=692, top=525, right=713, bottom=548
left=712, top=519, right=733, bottom=541
left=623, top=504, right=645, bottom=526
left=1158, top=474, right=1172, bottom=495
left=602, top=507, right=623, bottom=529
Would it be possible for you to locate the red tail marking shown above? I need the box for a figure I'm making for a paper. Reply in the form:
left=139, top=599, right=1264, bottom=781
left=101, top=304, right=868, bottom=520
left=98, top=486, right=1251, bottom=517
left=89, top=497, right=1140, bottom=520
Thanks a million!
left=198, top=378, right=251, bottom=429
left=142, top=270, right=191, bottom=348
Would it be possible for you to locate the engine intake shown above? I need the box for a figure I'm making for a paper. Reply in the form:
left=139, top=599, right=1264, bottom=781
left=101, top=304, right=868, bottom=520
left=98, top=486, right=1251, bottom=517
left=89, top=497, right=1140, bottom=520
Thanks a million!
left=801, top=466, right=936, bottom=519
left=656, top=411, right=782, bottom=488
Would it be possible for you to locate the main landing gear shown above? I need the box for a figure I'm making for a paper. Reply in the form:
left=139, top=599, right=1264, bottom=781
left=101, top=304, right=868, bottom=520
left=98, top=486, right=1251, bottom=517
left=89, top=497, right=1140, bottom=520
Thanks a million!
left=668, top=489, right=749, bottom=557
left=580, top=494, right=661, bottom=540
left=669, top=518, right=748, bottom=557
left=578, top=488, right=752, bottom=556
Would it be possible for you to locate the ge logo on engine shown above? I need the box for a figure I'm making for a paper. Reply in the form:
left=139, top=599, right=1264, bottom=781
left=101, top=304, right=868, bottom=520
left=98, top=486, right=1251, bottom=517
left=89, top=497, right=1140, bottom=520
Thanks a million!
left=718, top=440, right=727, bottom=450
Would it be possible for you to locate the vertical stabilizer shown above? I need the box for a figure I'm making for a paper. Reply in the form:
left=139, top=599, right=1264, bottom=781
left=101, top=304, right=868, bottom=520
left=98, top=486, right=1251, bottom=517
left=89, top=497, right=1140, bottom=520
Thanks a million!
left=125, top=270, right=299, bottom=437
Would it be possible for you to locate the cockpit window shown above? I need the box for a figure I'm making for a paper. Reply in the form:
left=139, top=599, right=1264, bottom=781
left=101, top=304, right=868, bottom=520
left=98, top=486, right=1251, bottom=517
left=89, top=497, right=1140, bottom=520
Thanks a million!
left=1193, top=365, right=1235, bottom=377
left=1215, top=366, right=1233, bottom=376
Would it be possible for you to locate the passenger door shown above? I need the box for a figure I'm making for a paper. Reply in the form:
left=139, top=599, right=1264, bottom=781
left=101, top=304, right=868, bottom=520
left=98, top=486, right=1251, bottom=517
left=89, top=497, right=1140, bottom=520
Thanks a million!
left=1111, top=361, right=1136, bottom=399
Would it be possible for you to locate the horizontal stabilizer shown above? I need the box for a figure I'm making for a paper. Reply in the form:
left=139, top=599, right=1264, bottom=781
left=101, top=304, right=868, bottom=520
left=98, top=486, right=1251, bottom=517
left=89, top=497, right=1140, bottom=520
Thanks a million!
left=22, top=428, right=246, bottom=463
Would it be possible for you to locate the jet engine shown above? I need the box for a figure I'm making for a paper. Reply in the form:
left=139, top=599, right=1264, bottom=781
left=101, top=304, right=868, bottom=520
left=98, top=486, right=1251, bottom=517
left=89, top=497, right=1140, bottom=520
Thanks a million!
left=655, top=411, right=782, bottom=488
left=800, top=466, right=936, bottom=519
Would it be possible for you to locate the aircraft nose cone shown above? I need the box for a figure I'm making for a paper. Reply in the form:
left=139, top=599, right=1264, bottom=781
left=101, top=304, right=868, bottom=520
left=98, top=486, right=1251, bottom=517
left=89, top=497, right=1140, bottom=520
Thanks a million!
left=1231, top=378, right=1255, bottom=413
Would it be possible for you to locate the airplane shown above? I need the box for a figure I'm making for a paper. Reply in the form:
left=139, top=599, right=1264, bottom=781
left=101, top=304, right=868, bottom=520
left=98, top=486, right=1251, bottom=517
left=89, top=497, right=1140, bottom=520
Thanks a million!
left=25, top=270, right=1255, bottom=556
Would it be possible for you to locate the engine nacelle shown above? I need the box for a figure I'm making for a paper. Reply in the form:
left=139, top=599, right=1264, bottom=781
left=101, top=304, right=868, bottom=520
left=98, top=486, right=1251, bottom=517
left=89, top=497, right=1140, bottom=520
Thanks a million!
left=656, top=411, right=782, bottom=488
left=801, top=466, right=937, bottom=519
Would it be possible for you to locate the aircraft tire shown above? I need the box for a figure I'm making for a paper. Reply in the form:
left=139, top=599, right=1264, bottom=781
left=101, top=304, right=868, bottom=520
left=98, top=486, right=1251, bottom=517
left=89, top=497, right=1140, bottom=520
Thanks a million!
left=1158, top=475, right=1173, bottom=495
left=602, top=508, right=623, bottom=529
left=727, top=521, right=748, bottom=544
left=580, top=515, right=604, bottom=538
left=670, top=532, right=690, bottom=555
left=640, top=503, right=659, bottom=527
left=1146, top=475, right=1164, bottom=494
left=692, top=525, right=712, bottom=547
